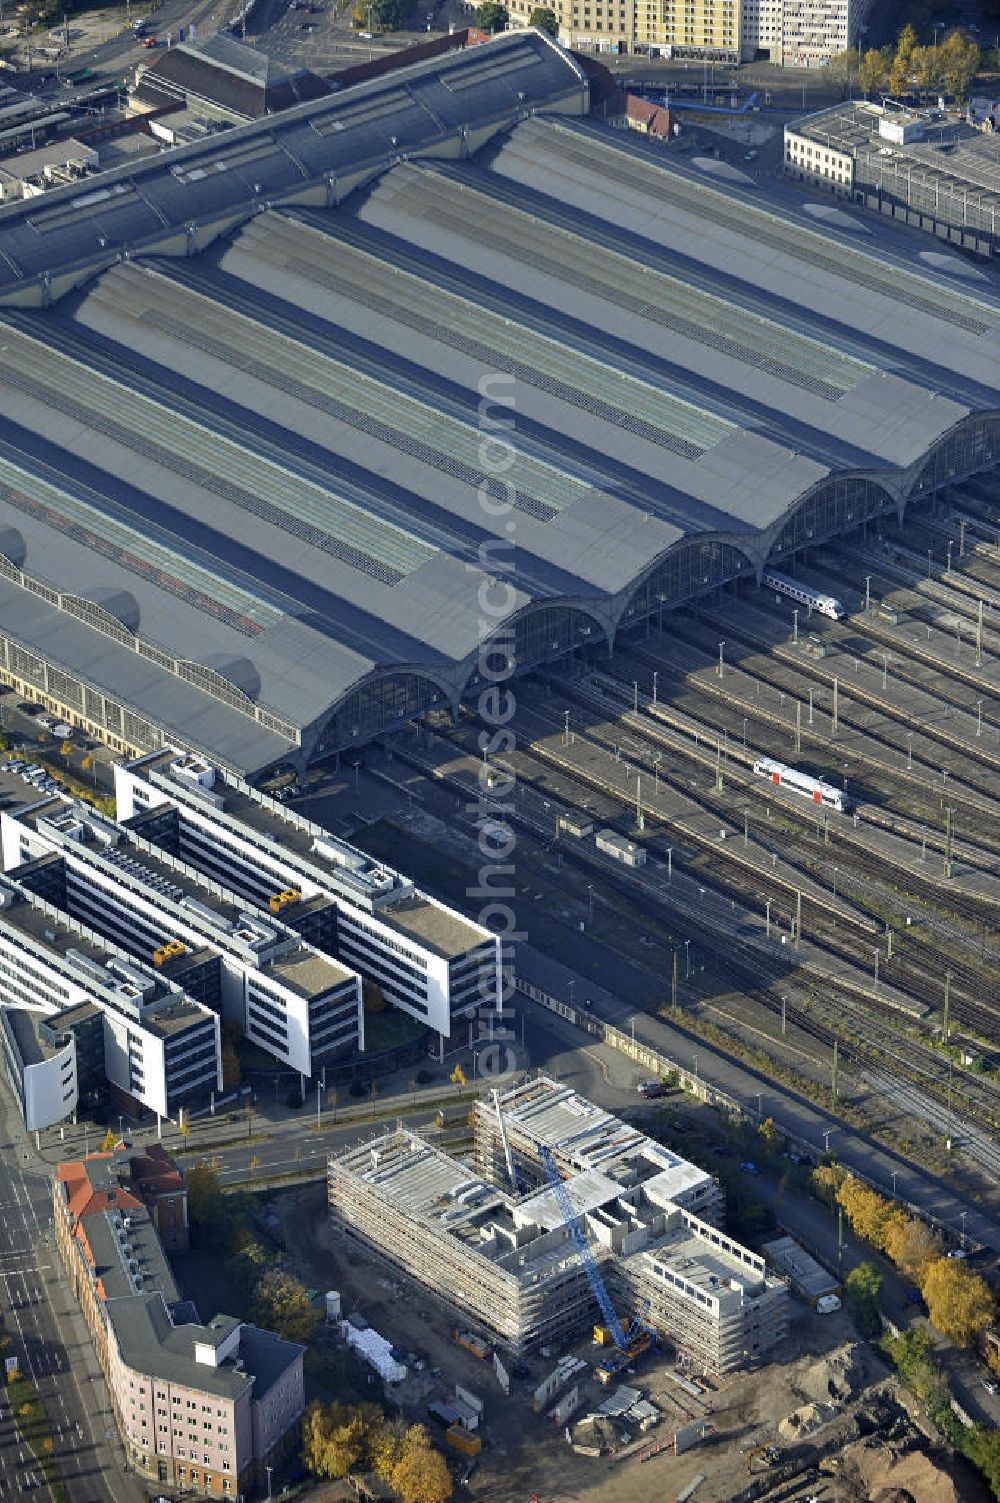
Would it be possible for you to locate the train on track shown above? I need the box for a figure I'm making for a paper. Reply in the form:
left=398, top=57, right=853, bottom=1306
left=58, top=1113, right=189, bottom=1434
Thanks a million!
left=752, top=756, right=851, bottom=812
left=761, top=569, right=845, bottom=621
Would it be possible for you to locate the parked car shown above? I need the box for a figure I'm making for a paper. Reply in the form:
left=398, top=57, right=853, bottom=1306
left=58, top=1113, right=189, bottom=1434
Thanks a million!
left=36, top=716, right=54, bottom=731
left=948, top=1248, right=968, bottom=1260
left=983, top=1377, right=999, bottom=1395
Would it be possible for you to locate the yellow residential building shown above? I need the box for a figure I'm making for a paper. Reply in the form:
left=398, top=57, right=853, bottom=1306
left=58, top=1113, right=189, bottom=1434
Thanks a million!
left=507, top=0, right=740, bottom=59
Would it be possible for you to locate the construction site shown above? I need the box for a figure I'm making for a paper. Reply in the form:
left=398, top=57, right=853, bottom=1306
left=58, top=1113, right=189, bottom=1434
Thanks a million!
left=326, top=1077, right=789, bottom=1373
left=314, top=1081, right=970, bottom=1501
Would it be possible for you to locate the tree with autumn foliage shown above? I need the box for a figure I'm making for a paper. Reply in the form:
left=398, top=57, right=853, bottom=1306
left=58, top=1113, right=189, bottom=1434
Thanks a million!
left=391, top=1424, right=453, bottom=1503
left=886, top=1217, right=942, bottom=1283
left=251, top=1267, right=318, bottom=1345
left=859, top=47, right=889, bottom=96
left=301, top=1400, right=379, bottom=1479
left=921, top=1258, right=994, bottom=1348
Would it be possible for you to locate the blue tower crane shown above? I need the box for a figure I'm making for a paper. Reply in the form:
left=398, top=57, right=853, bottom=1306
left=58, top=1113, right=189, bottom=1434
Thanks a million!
left=538, top=1144, right=642, bottom=1352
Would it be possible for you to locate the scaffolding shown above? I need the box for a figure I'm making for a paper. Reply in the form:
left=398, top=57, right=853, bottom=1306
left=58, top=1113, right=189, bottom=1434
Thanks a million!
left=326, top=1080, right=789, bottom=1372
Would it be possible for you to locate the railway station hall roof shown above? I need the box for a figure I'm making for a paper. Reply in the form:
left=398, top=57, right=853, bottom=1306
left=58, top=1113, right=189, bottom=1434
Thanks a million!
left=0, top=28, right=998, bottom=774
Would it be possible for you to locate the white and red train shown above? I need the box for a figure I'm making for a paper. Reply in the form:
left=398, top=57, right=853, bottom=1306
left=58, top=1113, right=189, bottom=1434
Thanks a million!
left=761, top=570, right=845, bottom=621
left=752, top=756, right=850, bottom=813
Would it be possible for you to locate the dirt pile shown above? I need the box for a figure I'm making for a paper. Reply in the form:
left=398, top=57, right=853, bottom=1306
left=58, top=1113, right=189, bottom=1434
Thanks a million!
left=839, top=1436, right=960, bottom=1503
left=800, top=1342, right=867, bottom=1404
left=778, top=1401, right=839, bottom=1441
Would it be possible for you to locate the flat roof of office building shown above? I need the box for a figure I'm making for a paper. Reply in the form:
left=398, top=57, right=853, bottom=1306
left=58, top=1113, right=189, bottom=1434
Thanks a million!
left=138, top=750, right=490, bottom=957
left=262, top=945, right=356, bottom=999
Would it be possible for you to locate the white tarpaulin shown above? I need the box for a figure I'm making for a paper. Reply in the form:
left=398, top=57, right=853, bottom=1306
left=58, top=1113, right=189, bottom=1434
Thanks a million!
left=341, top=1322, right=406, bottom=1383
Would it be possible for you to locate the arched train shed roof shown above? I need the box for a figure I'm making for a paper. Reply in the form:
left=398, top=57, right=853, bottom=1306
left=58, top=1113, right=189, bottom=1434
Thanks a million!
left=0, top=35, right=998, bottom=772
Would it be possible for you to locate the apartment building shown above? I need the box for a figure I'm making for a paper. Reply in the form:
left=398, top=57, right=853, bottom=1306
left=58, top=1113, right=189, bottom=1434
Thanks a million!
left=504, top=0, right=858, bottom=62
left=505, top=0, right=740, bottom=59
left=329, top=1078, right=788, bottom=1371
left=124, top=1143, right=190, bottom=1252
left=54, top=1154, right=305, bottom=1498
left=0, top=870, right=220, bottom=1126
left=0, top=793, right=363, bottom=1081
left=115, top=753, right=501, bottom=1042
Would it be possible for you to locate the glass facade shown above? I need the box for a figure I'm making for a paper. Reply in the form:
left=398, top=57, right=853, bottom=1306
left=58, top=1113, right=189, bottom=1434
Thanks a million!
left=768, top=476, right=894, bottom=558
left=314, top=672, right=447, bottom=754
left=907, top=416, right=1000, bottom=500
left=622, top=539, right=754, bottom=622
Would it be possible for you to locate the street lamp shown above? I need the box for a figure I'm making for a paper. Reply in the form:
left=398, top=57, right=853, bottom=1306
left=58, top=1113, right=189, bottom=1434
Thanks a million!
left=568, top=978, right=576, bottom=1008
left=906, top=731, right=913, bottom=770
left=652, top=670, right=658, bottom=707
left=265, top=1465, right=274, bottom=1501
left=684, top=938, right=691, bottom=976
left=587, top=884, right=594, bottom=922
left=717, top=640, right=725, bottom=678
left=891, top=1170, right=898, bottom=1197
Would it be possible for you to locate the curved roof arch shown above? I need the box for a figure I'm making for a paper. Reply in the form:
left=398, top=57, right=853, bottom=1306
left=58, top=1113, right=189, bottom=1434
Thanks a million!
left=0, top=61, right=999, bottom=775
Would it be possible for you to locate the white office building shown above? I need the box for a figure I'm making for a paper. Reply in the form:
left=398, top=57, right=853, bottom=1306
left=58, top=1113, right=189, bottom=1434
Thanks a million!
left=741, top=0, right=866, bottom=66
left=0, top=871, right=221, bottom=1126
left=114, top=754, right=501, bottom=1044
left=0, top=795, right=363, bottom=1081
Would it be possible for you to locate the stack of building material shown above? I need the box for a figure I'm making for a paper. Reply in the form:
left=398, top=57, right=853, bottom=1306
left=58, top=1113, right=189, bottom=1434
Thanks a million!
left=340, top=1322, right=406, bottom=1382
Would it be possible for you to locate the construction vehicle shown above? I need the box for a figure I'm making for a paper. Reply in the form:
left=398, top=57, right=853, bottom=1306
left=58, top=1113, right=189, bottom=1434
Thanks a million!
left=745, top=1443, right=780, bottom=1471
left=454, top=1330, right=490, bottom=1360
left=445, top=1424, right=482, bottom=1457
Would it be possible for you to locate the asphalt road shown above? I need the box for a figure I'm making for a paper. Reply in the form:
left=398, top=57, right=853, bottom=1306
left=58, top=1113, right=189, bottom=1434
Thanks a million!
left=0, top=1089, right=144, bottom=1503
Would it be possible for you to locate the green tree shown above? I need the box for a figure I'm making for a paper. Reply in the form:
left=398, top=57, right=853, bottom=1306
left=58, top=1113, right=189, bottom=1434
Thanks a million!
left=475, top=0, right=508, bottom=31
left=528, top=5, right=558, bottom=34
left=937, top=31, right=980, bottom=101
left=251, top=1268, right=319, bottom=1345
left=185, top=1158, right=221, bottom=1230
left=920, top=1257, right=994, bottom=1347
left=845, top=1261, right=882, bottom=1338
left=221, top=1021, right=242, bottom=1092
left=391, top=1425, right=453, bottom=1503
left=964, top=1427, right=1000, bottom=1497
left=227, top=1241, right=271, bottom=1303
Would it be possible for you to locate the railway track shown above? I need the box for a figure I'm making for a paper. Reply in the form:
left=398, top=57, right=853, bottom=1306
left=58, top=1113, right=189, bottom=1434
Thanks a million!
left=660, top=610, right=1000, bottom=819
left=389, top=728, right=1000, bottom=1147
left=591, top=652, right=1000, bottom=902
left=527, top=676, right=1000, bottom=1042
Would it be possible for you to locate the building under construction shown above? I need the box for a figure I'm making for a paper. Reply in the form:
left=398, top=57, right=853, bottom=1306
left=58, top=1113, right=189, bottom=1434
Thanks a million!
left=327, top=1077, right=789, bottom=1372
